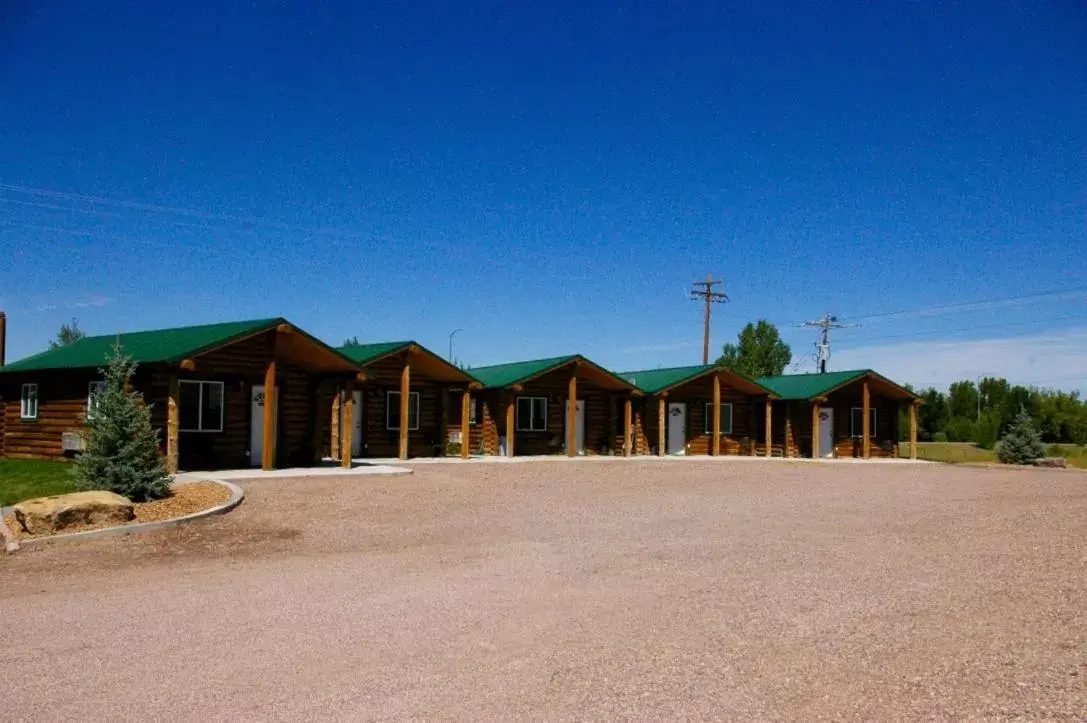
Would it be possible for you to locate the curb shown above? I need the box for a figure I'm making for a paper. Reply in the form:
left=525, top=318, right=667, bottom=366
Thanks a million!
left=2, top=479, right=244, bottom=552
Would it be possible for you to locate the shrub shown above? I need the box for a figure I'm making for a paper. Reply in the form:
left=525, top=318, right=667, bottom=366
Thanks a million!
left=932, top=431, right=948, bottom=443
left=74, top=343, right=171, bottom=501
left=996, top=408, right=1046, bottom=465
left=975, top=412, right=1000, bottom=450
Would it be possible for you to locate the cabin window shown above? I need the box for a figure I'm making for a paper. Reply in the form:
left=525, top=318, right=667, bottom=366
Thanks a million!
left=86, top=381, right=107, bottom=420
left=386, top=391, right=421, bottom=431
left=851, top=408, right=877, bottom=438
left=516, top=397, right=548, bottom=431
left=449, top=395, right=479, bottom=427
left=20, top=383, right=39, bottom=420
left=703, top=403, right=733, bottom=435
left=179, top=381, right=224, bottom=432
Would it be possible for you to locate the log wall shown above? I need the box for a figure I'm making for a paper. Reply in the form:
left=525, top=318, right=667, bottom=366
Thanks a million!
left=641, top=376, right=765, bottom=455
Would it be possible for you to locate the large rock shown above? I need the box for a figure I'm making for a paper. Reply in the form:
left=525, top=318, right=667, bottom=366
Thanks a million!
left=13, top=491, right=134, bottom=535
left=1035, top=457, right=1068, bottom=468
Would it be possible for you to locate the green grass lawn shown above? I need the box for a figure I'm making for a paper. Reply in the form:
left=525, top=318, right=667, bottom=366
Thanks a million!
left=899, top=442, right=997, bottom=464
left=898, top=441, right=1087, bottom=467
left=0, top=459, right=79, bottom=507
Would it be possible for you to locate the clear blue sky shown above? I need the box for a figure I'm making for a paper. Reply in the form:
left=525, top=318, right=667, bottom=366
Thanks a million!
left=1, top=2, right=1085, bottom=390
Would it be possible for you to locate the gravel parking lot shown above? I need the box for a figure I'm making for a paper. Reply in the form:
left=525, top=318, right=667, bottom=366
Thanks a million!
left=2, top=460, right=1084, bottom=720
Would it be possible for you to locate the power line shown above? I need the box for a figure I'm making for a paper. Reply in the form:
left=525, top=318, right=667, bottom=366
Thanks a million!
left=798, top=314, right=856, bottom=373
left=689, top=274, right=728, bottom=364
left=848, top=287, right=1087, bottom=323
left=832, top=313, right=1087, bottom=347
left=0, top=182, right=371, bottom=239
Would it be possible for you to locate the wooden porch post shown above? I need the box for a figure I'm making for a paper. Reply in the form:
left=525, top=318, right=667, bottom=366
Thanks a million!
left=811, top=402, right=820, bottom=459
left=567, top=375, right=577, bottom=457
left=909, top=401, right=918, bottom=460
left=262, top=359, right=277, bottom=470
left=460, top=389, right=471, bottom=460
left=399, top=362, right=410, bottom=460
left=784, top=403, right=793, bottom=458
left=505, top=395, right=516, bottom=457
left=862, top=379, right=871, bottom=459
left=623, top=396, right=632, bottom=457
left=341, top=380, right=354, bottom=469
left=330, top=394, right=341, bottom=461
left=712, top=374, right=721, bottom=456
left=764, top=398, right=772, bottom=457
left=166, top=375, right=179, bottom=474
left=657, top=395, right=666, bottom=456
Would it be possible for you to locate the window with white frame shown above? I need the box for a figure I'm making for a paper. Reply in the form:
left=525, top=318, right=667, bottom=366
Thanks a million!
left=86, top=381, right=107, bottom=420
left=703, top=402, right=733, bottom=435
left=516, top=397, right=548, bottom=431
left=179, top=381, right=224, bottom=432
left=850, top=407, right=877, bottom=438
left=386, top=391, right=421, bottom=430
left=20, top=383, right=39, bottom=420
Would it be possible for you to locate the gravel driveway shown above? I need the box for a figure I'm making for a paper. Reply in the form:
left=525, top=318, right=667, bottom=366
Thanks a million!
left=2, top=460, right=1084, bottom=720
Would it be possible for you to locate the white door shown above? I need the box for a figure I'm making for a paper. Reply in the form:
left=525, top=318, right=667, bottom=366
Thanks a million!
left=565, top=399, right=586, bottom=454
left=250, top=384, right=279, bottom=467
left=667, top=402, right=687, bottom=455
left=818, top=407, right=834, bottom=458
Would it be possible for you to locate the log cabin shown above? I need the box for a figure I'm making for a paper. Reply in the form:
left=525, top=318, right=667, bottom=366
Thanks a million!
left=331, top=341, right=480, bottom=461
left=755, top=370, right=921, bottom=459
left=468, top=355, right=641, bottom=457
left=0, top=317, right=364, bottom=472
left=619, top=365, right=779, bottom=456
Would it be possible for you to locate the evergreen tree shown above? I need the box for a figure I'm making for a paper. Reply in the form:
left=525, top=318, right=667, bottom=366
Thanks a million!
left=49, top=318, right=86, bottom=349
left=74, top=343, right=171, bottom=501
left=717, top=320, right=792, bottom=377
left=996, top=407, right=1045, bottom=465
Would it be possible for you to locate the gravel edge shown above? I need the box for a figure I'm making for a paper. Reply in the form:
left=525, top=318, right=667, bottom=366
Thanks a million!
left=1, top=479, right=244, bottom=553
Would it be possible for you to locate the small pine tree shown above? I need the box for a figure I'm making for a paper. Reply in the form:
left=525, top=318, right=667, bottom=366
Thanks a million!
left=996, top=407, right=1046, bottom=465
left=74, top=342, right=172, bottom=501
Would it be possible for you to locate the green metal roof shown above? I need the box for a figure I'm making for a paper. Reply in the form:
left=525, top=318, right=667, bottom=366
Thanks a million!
left=756, top=370, right=879, bottom=400
left=1, top=318, right=283, bottom=373
left=470, top=355, right=578, bottom=389
left=337, top=341, right=414, bottom=364
left=619, top=364, right=715, bottom=394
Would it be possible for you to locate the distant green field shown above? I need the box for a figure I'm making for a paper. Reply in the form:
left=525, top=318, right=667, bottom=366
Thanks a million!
left=898, top=442, right=1087, bottom=467
left=899, top=442, right=996, bottom=464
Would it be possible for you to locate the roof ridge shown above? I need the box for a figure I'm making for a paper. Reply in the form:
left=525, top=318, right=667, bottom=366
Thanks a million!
left=469, top=354, right=576, bottom=371
left=337, top=339, right=413, bottom=348
left=757, top=369, right=871, bottom=380
left=63, top=317, right=284, bottom=343
left=619, top=363, right=712, bottom=375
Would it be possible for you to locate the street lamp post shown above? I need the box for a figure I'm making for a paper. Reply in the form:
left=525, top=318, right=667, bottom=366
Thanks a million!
left=448, top=328, right=464, bottom=363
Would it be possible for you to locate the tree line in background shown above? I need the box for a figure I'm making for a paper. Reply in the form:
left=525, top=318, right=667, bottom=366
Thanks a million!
left=714, top=320, right=1086, bottom=450
left=907, top=378, right=1087, bottom=447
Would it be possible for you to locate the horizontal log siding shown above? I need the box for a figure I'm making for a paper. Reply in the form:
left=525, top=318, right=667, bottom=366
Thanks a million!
left=0, top=369, right=101, bottom=460
left=826, top=388, right=899, bottom=458
left=641, top=376, right=765, bottom=456
left=353, top=354, right=446, bottom=458
left=444, top=389, right=485, bottom=456
left=476, top=367, right=625, bottom=456
left=478, top=392, right=501, bottom=456
left=785, top=385, right=902, bottom=459
left=2, top=328, right=339, bottom=470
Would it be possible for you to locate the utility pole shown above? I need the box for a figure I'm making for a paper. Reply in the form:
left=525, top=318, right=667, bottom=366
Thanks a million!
left=799, top=314, right=855, bottom=373
left=689, top=274, right=728, bottom=364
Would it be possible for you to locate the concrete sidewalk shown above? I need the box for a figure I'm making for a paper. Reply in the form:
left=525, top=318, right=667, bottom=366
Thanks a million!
left=361, top=454, right=932, bottom=466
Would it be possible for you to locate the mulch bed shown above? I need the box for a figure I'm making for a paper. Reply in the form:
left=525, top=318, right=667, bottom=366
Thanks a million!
left=3, top=482, right=231, bottom=540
